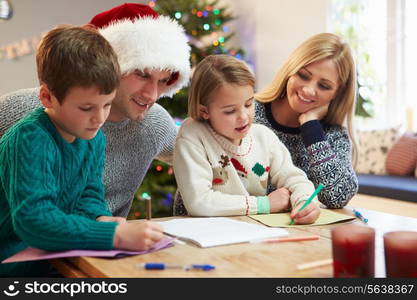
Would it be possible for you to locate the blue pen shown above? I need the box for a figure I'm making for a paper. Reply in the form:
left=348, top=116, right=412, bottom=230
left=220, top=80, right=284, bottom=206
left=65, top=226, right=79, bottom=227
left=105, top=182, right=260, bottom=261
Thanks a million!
left=138, top=263, right=215, bottom=271
left=188, top=264, right=216, bottom=271
left=353, top=209, right=368, bottom=224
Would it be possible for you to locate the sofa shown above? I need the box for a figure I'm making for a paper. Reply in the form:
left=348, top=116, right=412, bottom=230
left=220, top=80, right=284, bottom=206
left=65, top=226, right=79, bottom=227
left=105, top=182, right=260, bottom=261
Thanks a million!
left=355, top=126, right=417, bottom=204
left=357, top=174, right=417, bottom=203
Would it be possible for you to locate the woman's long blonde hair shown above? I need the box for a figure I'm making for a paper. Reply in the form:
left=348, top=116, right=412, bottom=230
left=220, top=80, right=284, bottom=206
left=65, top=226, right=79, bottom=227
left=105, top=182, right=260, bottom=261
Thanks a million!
left=256, top=33, right=358, bottom=164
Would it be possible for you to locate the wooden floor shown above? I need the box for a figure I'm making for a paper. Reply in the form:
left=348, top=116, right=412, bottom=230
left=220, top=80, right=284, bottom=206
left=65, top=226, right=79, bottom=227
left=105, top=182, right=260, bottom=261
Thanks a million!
left=349, top=193, right=417, bottom=218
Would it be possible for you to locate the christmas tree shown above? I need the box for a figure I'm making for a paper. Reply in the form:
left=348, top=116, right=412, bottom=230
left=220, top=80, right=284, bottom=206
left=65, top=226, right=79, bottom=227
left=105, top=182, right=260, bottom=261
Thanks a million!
left=127, top=0, right=245, bottom=219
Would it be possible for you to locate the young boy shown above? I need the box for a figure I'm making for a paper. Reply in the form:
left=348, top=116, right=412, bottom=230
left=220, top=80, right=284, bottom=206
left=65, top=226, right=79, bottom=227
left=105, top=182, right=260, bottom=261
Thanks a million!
left=0, top=25, right=163, bottom=277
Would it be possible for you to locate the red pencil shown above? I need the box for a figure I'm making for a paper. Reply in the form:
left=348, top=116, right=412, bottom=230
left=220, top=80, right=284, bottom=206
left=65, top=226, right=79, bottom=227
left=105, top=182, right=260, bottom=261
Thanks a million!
left=251, top=235, right=320, bottom=243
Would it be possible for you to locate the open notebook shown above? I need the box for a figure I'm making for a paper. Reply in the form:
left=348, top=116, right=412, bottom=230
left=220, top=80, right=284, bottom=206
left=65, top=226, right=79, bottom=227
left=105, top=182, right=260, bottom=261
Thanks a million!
left=158, top=217, right=288, bottom=248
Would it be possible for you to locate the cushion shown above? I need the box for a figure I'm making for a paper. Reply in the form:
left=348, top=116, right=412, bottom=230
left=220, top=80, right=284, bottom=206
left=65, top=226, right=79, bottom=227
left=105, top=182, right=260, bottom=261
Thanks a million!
left=415, top=161, right=417, bottom=178
left=385, top=131, right=417, bottom=176
left=355, top=126, right=402, bottom=175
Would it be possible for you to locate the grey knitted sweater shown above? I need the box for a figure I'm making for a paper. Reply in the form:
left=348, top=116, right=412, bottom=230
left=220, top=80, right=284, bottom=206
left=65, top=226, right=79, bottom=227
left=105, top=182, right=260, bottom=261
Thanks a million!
left=0, top=88, right=177, bottom=217
left=254, top=101, right=358, bottom=208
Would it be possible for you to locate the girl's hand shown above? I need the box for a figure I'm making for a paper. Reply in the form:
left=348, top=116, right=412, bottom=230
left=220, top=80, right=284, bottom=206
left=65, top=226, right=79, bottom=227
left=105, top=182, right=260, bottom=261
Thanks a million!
left=298, top=104, right=329, bottom=125
left=268, top=188, right=291, bottom=213
left=290, top=200, right=320, bottom=224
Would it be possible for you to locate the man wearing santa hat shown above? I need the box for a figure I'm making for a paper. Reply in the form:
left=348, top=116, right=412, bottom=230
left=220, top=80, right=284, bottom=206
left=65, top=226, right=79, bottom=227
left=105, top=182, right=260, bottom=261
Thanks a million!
left=0, top=3, right=191, bottom=218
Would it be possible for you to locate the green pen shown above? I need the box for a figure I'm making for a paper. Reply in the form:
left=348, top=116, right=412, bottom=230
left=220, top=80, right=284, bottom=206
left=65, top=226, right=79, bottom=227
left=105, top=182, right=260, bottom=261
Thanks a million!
left=289, top=183, right=324, bottom=225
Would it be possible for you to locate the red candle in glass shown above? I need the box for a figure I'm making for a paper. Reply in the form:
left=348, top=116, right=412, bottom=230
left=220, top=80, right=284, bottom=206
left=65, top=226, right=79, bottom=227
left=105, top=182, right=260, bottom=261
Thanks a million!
left=384, top=231, right=417, bottom=277
left=331, top=224, right=375, bottom=277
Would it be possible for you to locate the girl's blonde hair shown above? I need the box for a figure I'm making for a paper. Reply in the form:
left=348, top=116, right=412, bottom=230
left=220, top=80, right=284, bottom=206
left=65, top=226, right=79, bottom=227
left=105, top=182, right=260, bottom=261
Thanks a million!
left=255, top=33, right=358, bottom=164
left=188, top=54, right=255, bottom=121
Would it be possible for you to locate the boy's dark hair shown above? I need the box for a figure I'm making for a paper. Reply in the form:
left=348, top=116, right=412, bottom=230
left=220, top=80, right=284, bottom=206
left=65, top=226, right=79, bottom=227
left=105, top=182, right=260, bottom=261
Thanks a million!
left=36, top=24, right=120, bottom=102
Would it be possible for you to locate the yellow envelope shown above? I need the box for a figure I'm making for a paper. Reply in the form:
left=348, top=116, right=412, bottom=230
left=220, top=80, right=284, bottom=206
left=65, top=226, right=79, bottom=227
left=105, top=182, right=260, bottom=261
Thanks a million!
left=249, top=209, right=355, bottom=228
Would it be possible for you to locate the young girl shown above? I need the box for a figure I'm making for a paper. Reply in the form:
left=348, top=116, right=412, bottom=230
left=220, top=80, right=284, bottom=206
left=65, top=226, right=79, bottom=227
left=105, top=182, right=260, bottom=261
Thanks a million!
left=255, top=33, right=358, bottom=209
left=173, top=55, right=320, bottom=224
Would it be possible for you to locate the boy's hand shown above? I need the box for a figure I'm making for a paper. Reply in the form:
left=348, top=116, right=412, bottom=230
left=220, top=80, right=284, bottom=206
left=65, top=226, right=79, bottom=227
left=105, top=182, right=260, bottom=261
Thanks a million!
left=96, top=216, right=126, bottom=224
left=268, top=188, right=291, bottom=213
left=113, top=221, right=164, bottom=251
left=290, top=201, right=320, bottom=224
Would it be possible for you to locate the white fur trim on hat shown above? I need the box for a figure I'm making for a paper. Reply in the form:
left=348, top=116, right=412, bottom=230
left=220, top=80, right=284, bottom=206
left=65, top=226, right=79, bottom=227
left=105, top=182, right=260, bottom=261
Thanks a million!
left=99, top=16, right=191, bottom=98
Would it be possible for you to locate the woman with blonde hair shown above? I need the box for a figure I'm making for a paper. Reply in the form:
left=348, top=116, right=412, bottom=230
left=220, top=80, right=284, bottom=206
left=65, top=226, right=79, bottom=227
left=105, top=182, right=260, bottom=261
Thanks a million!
left=255, top=32, right=358, bottom=208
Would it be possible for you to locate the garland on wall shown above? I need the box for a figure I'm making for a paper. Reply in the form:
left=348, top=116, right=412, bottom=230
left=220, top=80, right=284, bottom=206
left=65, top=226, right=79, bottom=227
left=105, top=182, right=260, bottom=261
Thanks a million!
left=0, top=33, right=44, bottom=61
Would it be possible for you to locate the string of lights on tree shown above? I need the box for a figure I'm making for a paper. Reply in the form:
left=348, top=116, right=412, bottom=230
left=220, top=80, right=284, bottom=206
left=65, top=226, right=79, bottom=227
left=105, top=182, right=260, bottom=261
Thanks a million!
left=128, top=0, right=246, bottom=219
left=150, top=0, right=244, bottom=64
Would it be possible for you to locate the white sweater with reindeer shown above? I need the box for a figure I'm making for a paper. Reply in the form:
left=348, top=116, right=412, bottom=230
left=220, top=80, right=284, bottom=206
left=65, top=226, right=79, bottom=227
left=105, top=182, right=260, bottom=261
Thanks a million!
left=173, top=118, right=316, bottom=216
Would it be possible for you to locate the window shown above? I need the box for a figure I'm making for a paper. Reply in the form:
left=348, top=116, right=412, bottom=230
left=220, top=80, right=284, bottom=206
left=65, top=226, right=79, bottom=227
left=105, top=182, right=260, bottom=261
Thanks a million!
left=329, top=0, right=415, bottom=130
left=405, top=0, right=417, bottom=129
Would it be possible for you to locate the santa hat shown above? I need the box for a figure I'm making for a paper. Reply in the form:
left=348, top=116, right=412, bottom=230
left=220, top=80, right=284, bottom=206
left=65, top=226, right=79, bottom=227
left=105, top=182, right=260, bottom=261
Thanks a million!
left=89, top=3, right=191, bottom=98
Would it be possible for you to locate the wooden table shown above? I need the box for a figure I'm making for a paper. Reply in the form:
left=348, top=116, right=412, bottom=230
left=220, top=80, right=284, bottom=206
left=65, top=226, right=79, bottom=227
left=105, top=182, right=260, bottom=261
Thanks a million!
left=349, top=193, right=417, bottom=218
left=50, top=207, right=417, bottom=278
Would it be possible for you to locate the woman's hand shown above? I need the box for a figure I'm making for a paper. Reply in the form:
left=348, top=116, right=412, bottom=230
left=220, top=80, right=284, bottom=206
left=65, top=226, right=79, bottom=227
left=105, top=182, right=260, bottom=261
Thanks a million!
left=298, top=103, right=329, bottom=125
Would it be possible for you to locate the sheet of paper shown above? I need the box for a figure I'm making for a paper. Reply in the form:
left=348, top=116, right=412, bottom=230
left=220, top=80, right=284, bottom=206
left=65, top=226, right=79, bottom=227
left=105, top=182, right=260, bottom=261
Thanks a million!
left=249, top=209, right=355, bottom=228
left=2, top=237, right=175, bottom=264
left=158, top=217, right=288, bottom=248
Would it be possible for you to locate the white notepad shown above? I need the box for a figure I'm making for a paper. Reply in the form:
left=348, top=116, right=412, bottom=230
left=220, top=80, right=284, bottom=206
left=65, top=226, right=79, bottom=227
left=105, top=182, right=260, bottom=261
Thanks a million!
left=158, top=217, right=288, bottom=248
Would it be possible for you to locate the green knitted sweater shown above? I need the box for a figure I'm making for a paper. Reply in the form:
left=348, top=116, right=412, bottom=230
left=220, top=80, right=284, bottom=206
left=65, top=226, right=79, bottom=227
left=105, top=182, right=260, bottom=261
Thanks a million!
left=0, top=108, right=116, bottom=276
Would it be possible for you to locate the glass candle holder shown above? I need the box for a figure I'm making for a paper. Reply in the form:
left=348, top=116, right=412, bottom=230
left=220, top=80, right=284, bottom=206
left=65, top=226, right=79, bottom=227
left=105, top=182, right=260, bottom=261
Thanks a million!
left=331, top=224, right=375, bottom=277
left=384, top=231, right=417, bottom=277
